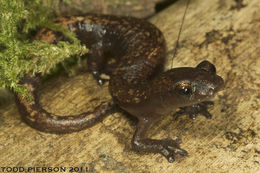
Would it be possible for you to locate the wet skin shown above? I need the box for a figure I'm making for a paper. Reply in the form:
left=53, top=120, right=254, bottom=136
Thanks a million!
left=15, top=14, right=224, bottom=162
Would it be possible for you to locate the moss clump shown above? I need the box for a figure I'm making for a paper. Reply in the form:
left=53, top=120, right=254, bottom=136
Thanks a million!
left=0, top=0, right=87, bottom=99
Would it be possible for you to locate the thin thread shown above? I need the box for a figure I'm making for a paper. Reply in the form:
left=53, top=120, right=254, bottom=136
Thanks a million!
left=171, top=0, right=190, bottom=68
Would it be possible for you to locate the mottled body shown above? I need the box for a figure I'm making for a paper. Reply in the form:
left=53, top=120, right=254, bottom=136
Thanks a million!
left=15, top=14, right=224, bottom=162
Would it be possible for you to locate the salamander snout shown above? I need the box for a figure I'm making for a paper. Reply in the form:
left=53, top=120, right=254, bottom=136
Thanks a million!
left=195, top=60, right=224, bottom=97
left=212, top=74, right=224, bottom=93
left=194, top=72, right=224, bottom=99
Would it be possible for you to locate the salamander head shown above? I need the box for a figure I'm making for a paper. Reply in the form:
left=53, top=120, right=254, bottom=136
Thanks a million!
left=157, top=60, right=224, bottom=108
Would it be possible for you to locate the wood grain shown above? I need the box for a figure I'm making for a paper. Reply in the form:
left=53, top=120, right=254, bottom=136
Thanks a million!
left=0, top=0, right=259, bottom=172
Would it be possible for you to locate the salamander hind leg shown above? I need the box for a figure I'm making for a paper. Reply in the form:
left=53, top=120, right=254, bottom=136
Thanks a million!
left=86, top=39, right=122, bottom=86
left=86, top=45, right=108, bottom=85
left=132, top=117, right=188, bottom=163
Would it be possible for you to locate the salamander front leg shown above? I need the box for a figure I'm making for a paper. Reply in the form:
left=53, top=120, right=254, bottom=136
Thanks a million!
left=132, top=117, right=188, bottom=163
left=174, top=101, right=214, bottom=120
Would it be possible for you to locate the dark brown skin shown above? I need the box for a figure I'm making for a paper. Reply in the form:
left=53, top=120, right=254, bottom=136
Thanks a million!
left=15, top=14, right=224, bottom=162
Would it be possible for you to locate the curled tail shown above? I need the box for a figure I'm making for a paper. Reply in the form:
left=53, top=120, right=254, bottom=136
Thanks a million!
left=15, top=73, right=115, bottom=133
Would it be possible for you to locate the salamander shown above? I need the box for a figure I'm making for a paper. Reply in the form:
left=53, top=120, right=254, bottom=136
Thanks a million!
left=15, top=14, right=224, bottom=162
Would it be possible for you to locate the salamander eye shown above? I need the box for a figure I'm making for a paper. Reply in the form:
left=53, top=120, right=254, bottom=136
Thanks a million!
left=176, top=83, right=193, bottom=95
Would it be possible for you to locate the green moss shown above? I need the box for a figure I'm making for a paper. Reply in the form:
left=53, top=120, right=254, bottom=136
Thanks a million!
left=0, top=0, right=88, bottom=100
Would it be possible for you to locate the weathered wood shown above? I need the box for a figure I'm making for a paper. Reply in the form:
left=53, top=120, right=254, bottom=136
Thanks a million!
left=0, top=0, right=259, bottom=172
left=45, top=0, right=163, bottom=18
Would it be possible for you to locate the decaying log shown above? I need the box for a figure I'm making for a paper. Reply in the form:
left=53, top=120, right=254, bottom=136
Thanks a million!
left=0, top=0, right=259, bottom=172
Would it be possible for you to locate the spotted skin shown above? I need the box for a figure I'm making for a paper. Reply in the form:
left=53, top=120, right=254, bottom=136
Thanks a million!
left=15, top=14, right=224, bottom=162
